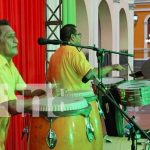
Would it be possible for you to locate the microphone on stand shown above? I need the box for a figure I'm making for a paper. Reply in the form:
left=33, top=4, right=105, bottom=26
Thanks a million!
left=38, top=38, right=69, bottom=45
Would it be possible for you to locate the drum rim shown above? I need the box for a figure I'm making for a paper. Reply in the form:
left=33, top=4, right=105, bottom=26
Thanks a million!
left=117, top=80, right=150, bottom=90
left=100, top=77, right=125, bottom=85
left=48, top=104, right=92, bottom=118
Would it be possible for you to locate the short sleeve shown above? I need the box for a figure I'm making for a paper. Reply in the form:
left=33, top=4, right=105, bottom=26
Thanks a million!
left=0, top=82, right=16, bottom=103
left=72, top=51, right=93, bottom=78
left=15, top=74, right=27, bottom=91
left=13, top=65, right=27, bottom=91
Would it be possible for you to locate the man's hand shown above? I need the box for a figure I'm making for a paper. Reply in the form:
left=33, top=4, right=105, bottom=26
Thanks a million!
left=112, top=64, right=126, bottom=71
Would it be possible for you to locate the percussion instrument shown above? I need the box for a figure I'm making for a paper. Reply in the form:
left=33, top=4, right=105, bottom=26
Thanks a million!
left=91, top=77, right=124, bottom=96
left=101, top=88, right=124, bottom=137
left=65, top=90, right=103, bottom=150
left=65, top=90, right=96, bottom=102
left=117, top=80, right=150, bottom=106
left=101, top=77, right=125, bottom=88
left=91, top=77, right=125, bottom=137
left=29, top=96, right=98, bottom=150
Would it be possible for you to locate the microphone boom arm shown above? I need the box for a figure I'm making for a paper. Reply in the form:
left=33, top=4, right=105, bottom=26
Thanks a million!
left=64, top=42, right=134, bottom=57
left=38, top=38, right=134, bottom=57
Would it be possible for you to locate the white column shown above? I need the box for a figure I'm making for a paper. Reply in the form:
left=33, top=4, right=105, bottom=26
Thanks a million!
left=84, top=0, right=99, bottom=67
left=111, top=2, right=120, bottom=76
left=128, top=7, right=134, bottom=80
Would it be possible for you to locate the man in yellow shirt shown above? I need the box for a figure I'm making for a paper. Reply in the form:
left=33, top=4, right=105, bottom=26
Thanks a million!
left=47, top=24, right=124, bottom=91
left=47, top=24, right=125, bottom=150
left=0, top=19, right=46, bottom=150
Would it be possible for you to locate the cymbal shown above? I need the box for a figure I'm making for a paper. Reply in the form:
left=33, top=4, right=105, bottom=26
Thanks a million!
left=141, top=59, right=150, bottom=79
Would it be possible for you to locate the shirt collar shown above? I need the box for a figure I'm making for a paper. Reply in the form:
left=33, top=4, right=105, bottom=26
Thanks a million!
left=0, top=54, right=13, bottom=67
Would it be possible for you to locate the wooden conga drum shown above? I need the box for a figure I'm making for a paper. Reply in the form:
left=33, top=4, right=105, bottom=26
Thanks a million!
left=29, top=96, right=96, bottom=150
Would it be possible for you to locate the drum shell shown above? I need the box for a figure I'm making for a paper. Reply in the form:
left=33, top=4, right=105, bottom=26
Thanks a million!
left=94, top=78, right=124, bottom=137
left=29, top=105, right=93, bottom=150
left=117, top=80, right=150, bottom=106
left=65, top=91, right=103, bottom=150
left=101, top=87, right=124, bottom=137
left=101, top=97, right=124, bottom=137
left=86, top=97, right=103, bottom=150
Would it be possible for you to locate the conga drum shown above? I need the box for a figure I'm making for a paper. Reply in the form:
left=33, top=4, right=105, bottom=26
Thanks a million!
left=29, top=96, right=98, bottom=150
left=117, top=80, right=150, bottom=106
left=66, top=90, right=103, bottom=150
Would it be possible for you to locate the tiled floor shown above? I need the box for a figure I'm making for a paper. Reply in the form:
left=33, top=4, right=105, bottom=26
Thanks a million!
left=127, top=105, right=150, bottom=130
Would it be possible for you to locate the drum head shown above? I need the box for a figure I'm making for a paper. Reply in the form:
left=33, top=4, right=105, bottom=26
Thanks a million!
left=141, top=59, right=150, bottom=79
left=117, top=80, right=150, bottom=90
left=102, top=77, right=124, bottom=86
left=66, top=90, right=97, bottom=102
left=66, top=90, right=95, bottom=97
left=40, top=96, right=88, bottom=111
left=38, top=96, right=91, bottom=117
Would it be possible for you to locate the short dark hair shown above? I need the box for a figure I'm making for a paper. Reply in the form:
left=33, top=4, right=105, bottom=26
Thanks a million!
left=0, top=19, right=10, bottom=36
left=60, top=24, right=77, bottom=41
left=0, top=19, right=9, bottom=26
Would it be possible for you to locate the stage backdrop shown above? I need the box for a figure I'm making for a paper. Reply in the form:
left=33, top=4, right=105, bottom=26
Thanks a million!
left=0, top=0, right=46, bottom=149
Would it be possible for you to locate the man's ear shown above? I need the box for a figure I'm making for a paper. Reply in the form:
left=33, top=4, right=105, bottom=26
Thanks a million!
left=70, top=34, right=75, bottom=41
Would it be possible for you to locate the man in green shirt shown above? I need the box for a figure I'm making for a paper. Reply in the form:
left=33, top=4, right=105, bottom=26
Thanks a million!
left=0, top=19, right=46, bottom=150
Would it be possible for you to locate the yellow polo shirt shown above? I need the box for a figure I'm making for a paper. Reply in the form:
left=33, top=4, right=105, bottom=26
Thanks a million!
left=47, top=45, right=93, bottom=91
left=0, top=54, right=26, bottom=148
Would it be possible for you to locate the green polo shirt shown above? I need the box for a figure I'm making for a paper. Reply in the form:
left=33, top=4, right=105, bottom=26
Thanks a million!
left=0, top=54, right=26, bottom=149
left=0, top=54, right=26, bottom=103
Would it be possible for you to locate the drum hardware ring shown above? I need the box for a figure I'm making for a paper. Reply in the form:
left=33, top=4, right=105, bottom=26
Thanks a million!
left=85, top=117, right=95, bottom=142
left=46, top=119, right=57, bottom=149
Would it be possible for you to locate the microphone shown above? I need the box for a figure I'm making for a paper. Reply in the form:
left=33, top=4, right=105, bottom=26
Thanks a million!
left=38, top=38, right=69, bottom=45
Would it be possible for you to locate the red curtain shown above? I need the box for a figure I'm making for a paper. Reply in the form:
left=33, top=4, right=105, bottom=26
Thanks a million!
left=0, top=0, right=46, bottom=149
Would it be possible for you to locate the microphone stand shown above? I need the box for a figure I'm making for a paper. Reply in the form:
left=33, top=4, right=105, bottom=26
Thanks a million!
left=96, top=48, right=106, bottom=118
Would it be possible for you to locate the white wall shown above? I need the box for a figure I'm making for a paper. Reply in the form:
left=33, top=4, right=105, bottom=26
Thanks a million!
left=76, top=0, right=89, bottom=55
left=77, top=0, right=134, bottom=78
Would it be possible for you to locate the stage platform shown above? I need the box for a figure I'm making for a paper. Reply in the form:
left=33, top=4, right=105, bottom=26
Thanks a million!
left=103, top=136, right=149, bottom=150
